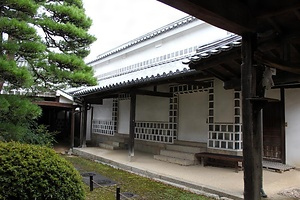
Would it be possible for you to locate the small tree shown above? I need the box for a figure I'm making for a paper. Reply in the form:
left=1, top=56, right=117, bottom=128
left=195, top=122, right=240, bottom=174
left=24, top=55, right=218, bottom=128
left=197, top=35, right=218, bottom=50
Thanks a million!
left=0, top=142, right=85, bottom=200
left=0, top=0, right=97, bottom=141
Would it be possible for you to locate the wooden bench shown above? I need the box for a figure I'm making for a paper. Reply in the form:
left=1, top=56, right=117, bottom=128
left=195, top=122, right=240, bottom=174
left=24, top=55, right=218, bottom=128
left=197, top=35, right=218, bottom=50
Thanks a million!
left=195, top=152, right=243, bottom=173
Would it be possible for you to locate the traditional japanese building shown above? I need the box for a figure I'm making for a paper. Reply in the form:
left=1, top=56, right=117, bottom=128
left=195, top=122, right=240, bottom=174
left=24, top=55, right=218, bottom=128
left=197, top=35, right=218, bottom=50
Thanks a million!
left=73, top=15, right=300, bottom=171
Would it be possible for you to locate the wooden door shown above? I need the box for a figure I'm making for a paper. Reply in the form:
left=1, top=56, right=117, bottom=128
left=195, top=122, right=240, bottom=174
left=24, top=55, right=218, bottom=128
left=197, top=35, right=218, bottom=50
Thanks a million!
left=263, top=102, right=284, bottom=162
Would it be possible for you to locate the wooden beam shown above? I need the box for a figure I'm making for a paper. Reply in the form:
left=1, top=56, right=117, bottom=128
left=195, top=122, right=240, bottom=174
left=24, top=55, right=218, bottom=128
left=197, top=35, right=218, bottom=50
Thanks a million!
left=220, top=63, right=240, bottom=78
left=35, top=101, right=74, bottom=108
left=204, top=68, right=227, bottom=82
left=84, top=98, right=104, bottom=105
left=256, top=0, right=300, bottom=19
left=255, top=51, right=300, bottom=74
left=128, top=92, right=136, bottom=161
left=224, top=78, right=241, bottom=90
left=158, top=0, right=254, bottom=35
left=135, top=89, right=173, bottom=98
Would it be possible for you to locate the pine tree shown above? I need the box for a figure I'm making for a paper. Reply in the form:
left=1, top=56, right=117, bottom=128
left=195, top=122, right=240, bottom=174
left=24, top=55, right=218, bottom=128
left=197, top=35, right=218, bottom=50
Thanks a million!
left=0, top=0, right=97, bottom=143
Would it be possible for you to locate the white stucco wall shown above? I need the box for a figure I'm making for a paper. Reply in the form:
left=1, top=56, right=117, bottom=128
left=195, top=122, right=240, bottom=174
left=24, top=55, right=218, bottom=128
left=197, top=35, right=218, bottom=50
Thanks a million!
left=92, top=99, right=113, bottom=120
left=214, top=79, right=235, bottom=123
left=178, top=92, right=208, bottom=142
left=58, top=96, right=73, bottom=104
left=285, top=88, right=300, bottom=167
left=92, top=20, right=228, bottom=79
left=136, top=95, right=169, bottom=122
left=118, top=99, right=130, bottom=134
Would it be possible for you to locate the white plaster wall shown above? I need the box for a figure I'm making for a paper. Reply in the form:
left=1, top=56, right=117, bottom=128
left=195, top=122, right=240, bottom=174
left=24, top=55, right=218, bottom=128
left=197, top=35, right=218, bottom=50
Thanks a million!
left=118, top=99, right=130, bottom=134
left=285, top=88, right=300, bottom=167
left=214, top=79, right=234, bottom=123
left=58, top=96, right=73, bottom=104
left=92, top=99, right=113, bottom=120
left=178, top=92, right=208, bottom=142
left=136, top=95, right=169, bottom=122
left=92, top=21, right=228, bottom=78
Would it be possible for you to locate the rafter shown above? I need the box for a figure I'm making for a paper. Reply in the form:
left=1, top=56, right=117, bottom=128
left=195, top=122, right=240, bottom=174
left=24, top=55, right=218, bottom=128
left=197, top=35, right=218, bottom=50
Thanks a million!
left=220, top=63, right=240, bottom=78
left=256, top=1, right=300, bottom=18
left=255, top=51, right=300, bottom=74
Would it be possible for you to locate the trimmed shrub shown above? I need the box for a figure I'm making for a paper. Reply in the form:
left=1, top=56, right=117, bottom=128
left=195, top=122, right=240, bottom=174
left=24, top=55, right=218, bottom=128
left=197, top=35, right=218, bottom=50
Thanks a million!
left=0, top=142, right=85, bottom=200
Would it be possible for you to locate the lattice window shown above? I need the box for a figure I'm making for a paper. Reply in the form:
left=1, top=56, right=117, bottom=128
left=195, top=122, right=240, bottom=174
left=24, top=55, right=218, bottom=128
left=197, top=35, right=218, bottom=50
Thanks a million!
left=169, top=81, right=213, bottom=142
left=96, top=45, right=198, bottom=81
left=207, top=90, right=243, bottom=151
left=92, top=98, right=118, bottom=136
left=92, top=120, right=115, bottom=135
left=135, top=122, right=174, bottom=143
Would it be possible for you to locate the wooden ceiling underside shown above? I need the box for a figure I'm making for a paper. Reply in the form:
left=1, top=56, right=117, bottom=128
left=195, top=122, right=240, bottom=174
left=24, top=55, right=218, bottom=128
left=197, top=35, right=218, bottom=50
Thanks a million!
left=158, top=0, right=300, bottom=87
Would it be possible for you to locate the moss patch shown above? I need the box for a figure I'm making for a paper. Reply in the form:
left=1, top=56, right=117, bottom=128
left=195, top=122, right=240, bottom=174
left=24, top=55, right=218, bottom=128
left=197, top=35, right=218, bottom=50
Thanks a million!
left=64, top=155, right=212, bottom=200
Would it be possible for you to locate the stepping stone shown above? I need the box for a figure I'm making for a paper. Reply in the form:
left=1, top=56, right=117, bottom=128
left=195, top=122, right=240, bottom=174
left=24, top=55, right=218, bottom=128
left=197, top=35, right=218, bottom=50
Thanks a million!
left=81, top=172, right=116, bottom=187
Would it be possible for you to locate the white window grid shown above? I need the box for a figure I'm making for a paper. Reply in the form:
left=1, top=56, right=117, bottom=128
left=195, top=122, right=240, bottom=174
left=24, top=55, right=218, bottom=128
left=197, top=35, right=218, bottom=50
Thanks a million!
left=97, top=46, right=198, bottom=81
left=135, top=122, right=174, bottom=143
left=207, top=90, right=243, bottom=151
left=92, top=98, right=118, bottom=136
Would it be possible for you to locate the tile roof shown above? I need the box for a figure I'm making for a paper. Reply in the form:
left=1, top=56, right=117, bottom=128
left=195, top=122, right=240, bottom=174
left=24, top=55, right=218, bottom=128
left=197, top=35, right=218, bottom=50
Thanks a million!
left=73, top=34, right=242, bottom=97
left=183, top=34, right=241, bottom=64
left=74, top=61, right=193, bottom=96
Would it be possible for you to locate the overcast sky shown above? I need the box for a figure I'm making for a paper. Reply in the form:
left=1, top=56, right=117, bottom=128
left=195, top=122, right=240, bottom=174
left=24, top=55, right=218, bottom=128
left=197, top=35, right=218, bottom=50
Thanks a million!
left=82, top=0, right=187, bottom=62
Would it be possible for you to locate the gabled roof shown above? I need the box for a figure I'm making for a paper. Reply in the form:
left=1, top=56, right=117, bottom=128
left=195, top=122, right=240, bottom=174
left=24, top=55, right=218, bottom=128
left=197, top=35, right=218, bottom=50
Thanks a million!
left=87, top=16, right=197, bottom=64
left=74, top=34, right=241, bottom=97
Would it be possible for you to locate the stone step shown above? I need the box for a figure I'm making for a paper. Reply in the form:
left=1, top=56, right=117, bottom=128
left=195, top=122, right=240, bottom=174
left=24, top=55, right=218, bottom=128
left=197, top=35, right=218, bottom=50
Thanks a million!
left=105, top=141, right=121, bottom=147
left=160, top=149, right=196, bottom=161
left=166, top=144, right=206, bottom=154
left=154, top=155, right=196, bottom=166
left=99, top=143, right=120, bottom=150
left=102, top=137, right=128, bottom=144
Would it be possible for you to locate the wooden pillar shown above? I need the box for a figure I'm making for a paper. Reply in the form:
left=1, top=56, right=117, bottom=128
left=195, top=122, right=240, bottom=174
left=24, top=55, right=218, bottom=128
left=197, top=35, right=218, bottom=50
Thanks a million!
left=70, top=108, right=75, bottom=147
left=80, top=101, right=87, bottom=147
left=129, top=92, right=136, bottom=161
left=90, top=106, right=94, bottom=142
left=241, top=32, right=262, bottom=200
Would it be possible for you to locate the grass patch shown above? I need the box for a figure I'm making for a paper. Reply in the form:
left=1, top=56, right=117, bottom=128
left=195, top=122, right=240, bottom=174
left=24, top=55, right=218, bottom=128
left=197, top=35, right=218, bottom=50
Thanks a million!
left=64, top=155, right=212, bottom=200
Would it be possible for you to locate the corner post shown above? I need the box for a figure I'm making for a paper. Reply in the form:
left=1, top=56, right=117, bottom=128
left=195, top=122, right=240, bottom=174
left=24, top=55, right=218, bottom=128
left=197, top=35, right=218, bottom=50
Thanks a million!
left=70, top=107, right=75, bottom=147
left=80, top=101, right=87, bottom=148
left=241, top=32, right=262, bottom=200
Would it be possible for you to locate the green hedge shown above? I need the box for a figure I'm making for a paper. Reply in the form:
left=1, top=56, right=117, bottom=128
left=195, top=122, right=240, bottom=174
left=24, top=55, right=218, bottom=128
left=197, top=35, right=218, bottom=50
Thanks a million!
left=0, top=142, right=85, bottom=200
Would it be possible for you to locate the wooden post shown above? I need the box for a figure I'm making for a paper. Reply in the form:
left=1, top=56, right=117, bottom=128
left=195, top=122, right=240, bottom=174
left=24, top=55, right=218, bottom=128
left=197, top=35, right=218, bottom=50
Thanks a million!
left=90, top=106, right=94, bottom=142
left=129, top=92, right=136, bottom=161
left=116, top=187, right=120, bottom=200
left=80, top=101, right=87, bottom=148
left=70, top=108, right=75, bottom=147
left=241, top=32, right=261, bottom=200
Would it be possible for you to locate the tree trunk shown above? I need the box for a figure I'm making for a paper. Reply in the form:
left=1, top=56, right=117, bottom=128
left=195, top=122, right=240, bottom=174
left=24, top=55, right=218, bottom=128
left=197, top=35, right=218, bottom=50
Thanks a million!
left=0, top=80, right=4, bottom=93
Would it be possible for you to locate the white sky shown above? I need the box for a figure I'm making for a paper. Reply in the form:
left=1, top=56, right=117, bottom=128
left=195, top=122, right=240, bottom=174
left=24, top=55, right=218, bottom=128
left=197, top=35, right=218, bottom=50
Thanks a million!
left=82, top=0, right=187, bottom=62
